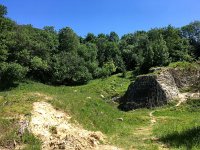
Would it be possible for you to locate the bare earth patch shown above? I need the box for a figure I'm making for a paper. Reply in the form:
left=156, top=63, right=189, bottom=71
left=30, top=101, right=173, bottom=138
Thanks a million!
left=176, top=92, right=200, bottom=106
left=29, top=102, right=120, bottom=150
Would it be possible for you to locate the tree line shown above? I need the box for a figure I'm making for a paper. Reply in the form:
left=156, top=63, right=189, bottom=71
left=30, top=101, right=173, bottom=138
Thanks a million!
left=0, top=4, right=200, bottom=85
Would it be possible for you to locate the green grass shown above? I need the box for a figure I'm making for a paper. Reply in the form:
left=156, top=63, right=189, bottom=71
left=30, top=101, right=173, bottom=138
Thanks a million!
left=0, top=72, right=200, bottom=149
left=0, top=72, right=155, bottom=149
left=0, top=88, right=42, bottom=149
left=168, top=61, right=200, bottom=70
left=153, top=98, right=200, bottom=150
left=22, top=130, right=41, bottom=150
left=0, top=118, right=19, bottom=148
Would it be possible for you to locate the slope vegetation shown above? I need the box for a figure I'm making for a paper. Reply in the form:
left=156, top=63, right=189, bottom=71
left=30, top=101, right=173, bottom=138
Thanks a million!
left=0, top=72, right=200, bottom=150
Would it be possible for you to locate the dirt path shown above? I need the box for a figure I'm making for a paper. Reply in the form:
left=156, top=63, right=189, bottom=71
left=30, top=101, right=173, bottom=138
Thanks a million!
left=29, top=101, right=120, bottom=150
left=149, top=111, right=156, bottom=125
left=148, top=110, right=170, bottom=150
left=145, top=92, right=200, bottom=149
left=132, top=110, right=169, bottom=150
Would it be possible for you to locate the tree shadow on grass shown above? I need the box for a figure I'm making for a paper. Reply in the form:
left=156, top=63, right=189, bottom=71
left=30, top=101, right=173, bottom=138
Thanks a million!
left=159, top=126, right=200, bottom=150
left=0, top=82, right=19, bottom=92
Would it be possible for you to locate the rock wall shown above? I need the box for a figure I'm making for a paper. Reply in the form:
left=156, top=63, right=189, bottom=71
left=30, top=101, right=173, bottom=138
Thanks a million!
left=168, top=68, right=200, bottom=88
left=119, top=67, right=200, bottom=111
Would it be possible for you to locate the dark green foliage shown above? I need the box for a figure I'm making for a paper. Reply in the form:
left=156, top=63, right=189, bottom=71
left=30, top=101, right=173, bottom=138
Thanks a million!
left=96, top=37, right=124, bottom=73
left=162, top=25, right=192, bottom=62
left=0, top=4, right=199, bottom=86
left=51, top=52, right=92, bottom=85
left=78, top=43, right=97, bottom=62
left=0, top=5, right=7, bottom=17
left=120, top=31, right=148, bottom=71
left=29, top=56, right=49, bottom=82
left=94, top=61, right=116, bottom=78
left=0, top=45, right=8, bottom=62
left=84, top=33, right=96, bottom=43
left=182, top=21, right=200, bottom=59
left=150, top=35, right=169, bottom=66
left=120, top=27, right=193, bottom=73
left=108, top=32, right=119, bottom=43
left=58, top=27, right=79, bottom=53
left=140, top=30, right=169, bottom=72
left=0, top=63, right=28, bottom=84
left=140, top=42, right=154, bottom=73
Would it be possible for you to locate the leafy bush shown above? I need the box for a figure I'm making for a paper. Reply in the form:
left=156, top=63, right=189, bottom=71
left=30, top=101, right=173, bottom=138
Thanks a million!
left=71, top=66, right=92, bottom=84
left=94, top=61, right=116, bottom=78
left=0, top=63, right=28, bottom=84
left=30, top=56, right=48, bottom=71
left=51, top=52, right=93, bottom=85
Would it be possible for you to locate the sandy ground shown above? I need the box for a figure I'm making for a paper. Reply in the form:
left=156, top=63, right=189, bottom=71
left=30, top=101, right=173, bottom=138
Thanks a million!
left=29, top=101, right=120, bottom=150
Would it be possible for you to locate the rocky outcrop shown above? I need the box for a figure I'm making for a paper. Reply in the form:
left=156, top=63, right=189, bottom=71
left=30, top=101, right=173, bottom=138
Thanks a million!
left=168, top=68, right=200, bottom=88
left=119, top=66, right=200, bottom=111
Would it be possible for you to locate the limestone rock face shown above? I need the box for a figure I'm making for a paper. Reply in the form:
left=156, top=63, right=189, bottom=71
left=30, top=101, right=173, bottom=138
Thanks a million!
left=156, top=69, right=179, bottom=100
left=119, top=67, right=200, bottom=111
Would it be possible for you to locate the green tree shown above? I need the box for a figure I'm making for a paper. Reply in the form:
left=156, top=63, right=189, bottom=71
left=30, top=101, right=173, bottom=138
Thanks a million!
left=94, top=61, right=116, bottom=78
left=148, top=29, right=169, bottom=66
left=181, top=21, right=200, bottom=58
left=0, top=63, right=28, bottom=85
left=0, top=5, right=7, bottom=17
left=108, top=32, right=119, bottom=43
left=51, top=52, right=92, bottom=85
left=58, top=27, right=79, bottom=53
left=120, top=31, right=148, bottom=70
left=152, top=36, right=169, bottom=66
left=140, top=42, right=154, bottom=73
left=84, top=33, right=96, bottom=43
left=96, top=40, right=124, bottom=72
left=0, top=45, right=8, bottom=62
left=162, top=25, right=191, bottom=62
left=77, top=43, right=98, bottom=76
left=43, top=26, right=56, bottom=33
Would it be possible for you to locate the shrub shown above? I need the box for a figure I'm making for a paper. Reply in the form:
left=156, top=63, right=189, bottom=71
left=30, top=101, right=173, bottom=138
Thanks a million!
left=71, top=66, right=92, bottom=84
left=94, top=61, right=116, bottom=78
left=0, top=63, right=28, bottom=84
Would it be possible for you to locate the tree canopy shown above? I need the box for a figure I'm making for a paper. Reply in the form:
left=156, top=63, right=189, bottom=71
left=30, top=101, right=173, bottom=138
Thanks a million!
left=0, top=4, right=199, bottom=85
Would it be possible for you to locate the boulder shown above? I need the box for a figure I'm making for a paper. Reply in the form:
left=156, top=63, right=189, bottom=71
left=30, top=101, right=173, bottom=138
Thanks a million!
left=119, top=66, right=200, bottom=111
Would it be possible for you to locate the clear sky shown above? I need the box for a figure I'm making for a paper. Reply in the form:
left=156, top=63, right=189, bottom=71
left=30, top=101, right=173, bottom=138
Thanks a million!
left=0, top=0, right=200, bottom=37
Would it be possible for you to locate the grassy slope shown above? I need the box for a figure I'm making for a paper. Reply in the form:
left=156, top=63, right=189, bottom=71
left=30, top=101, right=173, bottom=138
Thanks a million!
left=153, top=99, right=200, bottom=150
left=0, top=72, right=200, bottom=150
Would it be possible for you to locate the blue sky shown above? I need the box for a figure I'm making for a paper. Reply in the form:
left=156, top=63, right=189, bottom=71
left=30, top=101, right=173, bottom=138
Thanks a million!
left=0, top=0, right=200, bottom=37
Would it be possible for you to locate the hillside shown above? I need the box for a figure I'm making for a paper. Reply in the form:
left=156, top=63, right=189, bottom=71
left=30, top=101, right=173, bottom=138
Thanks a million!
left=0, top=4, right=200, bottom=150
left=0, top=71, right=200, bottom=150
